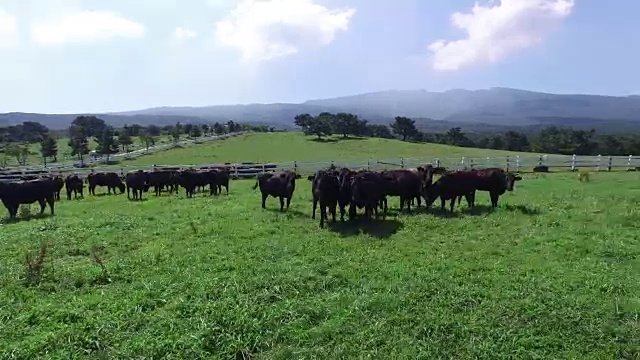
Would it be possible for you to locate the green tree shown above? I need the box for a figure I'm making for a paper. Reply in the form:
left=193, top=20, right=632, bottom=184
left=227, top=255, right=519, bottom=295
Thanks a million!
left=5, top=144, right=30, bottom=166
left=68, top=125, right=90, bottom=162
left=190, top=125, right=202, bottom=138
left=96, top=128, right=119, bottom=162
left=213, top=122, right=225, bottom=135
left=171, top=122, right=182, bottom=144
left=146, top=124, right=162, bottom=136
left=118, top=127, right=134, bottom=152
left=40, top=135, right=58, bottom=165
left=140, top=132, right=156, bottom=151
left=390, top=116, right=418, bottom=141
left=366, top=124, right=393, bottom=139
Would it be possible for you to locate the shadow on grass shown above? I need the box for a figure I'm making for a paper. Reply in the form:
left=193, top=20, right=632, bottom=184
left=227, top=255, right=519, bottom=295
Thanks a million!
left=266, top=207, right=308, bottom=218
left=328, top=217, right=403, bottom=239
left=504, top=204, right=542, bottom=215
left=91, top=192, right=124, bottom=197
left=309, top=136, right=366, bottom=143
left=127, top=198, right=149, bottom=203
left=1, top=213, right=53, bottom=224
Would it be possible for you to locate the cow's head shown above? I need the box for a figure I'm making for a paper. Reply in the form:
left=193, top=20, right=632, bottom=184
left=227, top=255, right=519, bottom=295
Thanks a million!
left=117, top=182, right=126, bottom=194
left=307, top=175, right=315, bottom=182
left=505, top=173, right=522, bottom=191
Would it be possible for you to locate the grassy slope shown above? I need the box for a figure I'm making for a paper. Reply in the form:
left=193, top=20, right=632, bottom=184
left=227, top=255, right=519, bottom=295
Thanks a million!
left=120, top=132, right=538, bottom=167
left=0, top=172, right=638, bottom=359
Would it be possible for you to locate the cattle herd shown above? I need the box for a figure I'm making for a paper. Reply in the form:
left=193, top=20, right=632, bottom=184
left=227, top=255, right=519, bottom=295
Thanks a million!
left=0, top=164, right=523, bottom=227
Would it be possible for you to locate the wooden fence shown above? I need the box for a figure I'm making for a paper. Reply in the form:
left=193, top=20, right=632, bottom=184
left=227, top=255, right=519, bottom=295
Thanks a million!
left=1, top=154, right=638, bottom=182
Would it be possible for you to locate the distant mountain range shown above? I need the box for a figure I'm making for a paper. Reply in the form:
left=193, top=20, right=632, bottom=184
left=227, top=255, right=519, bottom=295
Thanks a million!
left=2, top=87, right=640, bottom=134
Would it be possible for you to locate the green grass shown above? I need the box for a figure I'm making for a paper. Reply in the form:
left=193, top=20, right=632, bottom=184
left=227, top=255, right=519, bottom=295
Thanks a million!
left=120, top=132, right=539, bottom=167
left=1, top=171, right=638, bottom=359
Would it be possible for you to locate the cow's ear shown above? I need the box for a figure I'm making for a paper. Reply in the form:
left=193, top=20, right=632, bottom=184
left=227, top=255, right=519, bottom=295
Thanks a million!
left=307, top=175, right=314, bottom=181
left=417, top=166, right=424, bottom=172
left=515, top=176, right=522, bottom=181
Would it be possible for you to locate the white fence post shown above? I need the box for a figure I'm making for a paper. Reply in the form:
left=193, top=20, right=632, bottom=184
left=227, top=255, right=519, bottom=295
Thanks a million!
left=505, top=156, right=510, bottom=172
left=461, top=157, right=465, bottom=170
left=628, top=155, right=633, bottom=171
left=516, top=155, right=521, bottom=172
left=571, top=154, right=576, bottom=172
left=597, top=154, right=602, bottom=171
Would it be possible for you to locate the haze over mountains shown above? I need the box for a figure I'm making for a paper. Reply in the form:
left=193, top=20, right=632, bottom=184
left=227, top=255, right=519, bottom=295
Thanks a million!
left=2, top=87, right=640, bottom=134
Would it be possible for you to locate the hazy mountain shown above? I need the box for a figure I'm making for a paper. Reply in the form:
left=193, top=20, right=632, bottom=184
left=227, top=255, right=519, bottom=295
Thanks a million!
left=2, top=87, right=640, bottom=134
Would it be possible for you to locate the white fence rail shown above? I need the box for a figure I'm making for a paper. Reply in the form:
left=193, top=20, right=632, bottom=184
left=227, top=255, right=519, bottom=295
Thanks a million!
left=1, top=154, right=638, bottom=182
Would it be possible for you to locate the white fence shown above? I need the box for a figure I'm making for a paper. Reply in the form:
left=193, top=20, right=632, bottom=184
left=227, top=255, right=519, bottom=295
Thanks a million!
left=1, top=154, right=638, bottom=182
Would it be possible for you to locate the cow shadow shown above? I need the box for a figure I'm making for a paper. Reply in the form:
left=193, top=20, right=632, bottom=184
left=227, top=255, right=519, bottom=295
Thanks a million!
left=504, top=204, right=542, bottom=215
left=328, top=218, right=403, bottom=240
left=1, top=213, right=52, bottom=224
left=265, top=208, right=308, bottom=218
left=92, top=193, right=122, bottom=197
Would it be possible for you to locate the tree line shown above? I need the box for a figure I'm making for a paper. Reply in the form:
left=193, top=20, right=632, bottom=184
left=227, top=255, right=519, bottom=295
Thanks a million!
left=0, top=116, right=271, bottom=167
left=294, top=112, right=640, bottom=156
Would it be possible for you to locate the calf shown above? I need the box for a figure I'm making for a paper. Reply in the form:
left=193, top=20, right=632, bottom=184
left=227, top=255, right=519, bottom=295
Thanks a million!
left=309, top=170, right=340, bottom=228
left=466, top=168, right=522, bottom=208
left=253, top=171, right=297, bottom=211
left=65, top=175, right=84, bottom=200
left=379, top=169, right=423, bottom=213
left=125, top=170, right=151, bottom=201
left=424, top=170, right=477, bottom=212
left=212, top=169, right=230, bottom=195
left=0, top=179, right=57, bottom=219
left=87, top=172, right=126, bottom=195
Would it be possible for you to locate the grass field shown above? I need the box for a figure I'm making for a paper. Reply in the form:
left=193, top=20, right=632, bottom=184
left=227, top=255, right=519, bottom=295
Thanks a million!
left=120, top=132, right=538, bottom=167
left=1, top=171, right=638, bottom=359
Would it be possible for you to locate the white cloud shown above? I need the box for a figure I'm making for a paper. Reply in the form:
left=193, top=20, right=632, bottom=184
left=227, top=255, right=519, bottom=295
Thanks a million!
left=31, top=10, right=146, bottom=46
left=0, top=8, right=19, bottom=48
left=214, top=0, right=356, bottom=62
left=173, top=26, right=198, bottom=41
left=429, top=0, right=574, bottom=71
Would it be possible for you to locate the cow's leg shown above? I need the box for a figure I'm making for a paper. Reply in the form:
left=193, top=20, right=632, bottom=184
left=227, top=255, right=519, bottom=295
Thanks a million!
left=9, top=204, right=18, bottom=218
left=449, top=199, right=455, bottom=213
left=261, top=193, right=268, bottom=209
left=47, top=196, right=55, bottom=215
left=330, top=202, right=337, bottom=222
left=490, top=191, right=499, bottom=208
left=311, top=196, right=317, bottom=219
left=279, top=196, right=285, bottom=211
left=67, top=189, right=72, bottom=201
left=319, top=202, right=326, bottom=228
left=286, top=196, right=291, bottom=210
left=38, top=199, right=46, bottom=214
left=440, top=198, right=446, bottom=211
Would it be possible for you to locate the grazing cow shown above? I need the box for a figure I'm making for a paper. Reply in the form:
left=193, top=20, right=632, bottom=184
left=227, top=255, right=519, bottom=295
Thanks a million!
left=51, top=176, right=64, bottom=200
left=176, top=170, right=202, bottom=198
left=253, top=171, right=297, bottom=211
left=212, top=169, right=230, bottom=195
left=378, top=169, right=424, bottom=213
left=87, top=172, right=126, bottom=195
left=125, top=170, right=151, bottom=200
left=148, top=170, right=180, bottom=196
left=0, top=178, right=57, bottom=219
left=424, top=170, right=477, bottom=212
left=349, top=170, right=385, bottom=221
left=425, top=168, right=522, bottom=211
left=65, top=175, right=84, bottom=200
left=309, top=169, right=340, bottom=228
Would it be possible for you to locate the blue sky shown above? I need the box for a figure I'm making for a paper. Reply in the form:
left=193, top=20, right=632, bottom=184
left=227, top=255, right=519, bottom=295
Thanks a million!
left=0, top=0, right=637, bottom=113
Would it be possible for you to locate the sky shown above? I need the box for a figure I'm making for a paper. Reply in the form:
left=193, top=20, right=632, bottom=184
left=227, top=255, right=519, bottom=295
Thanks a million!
left=0, top=0, right=638, bottom=113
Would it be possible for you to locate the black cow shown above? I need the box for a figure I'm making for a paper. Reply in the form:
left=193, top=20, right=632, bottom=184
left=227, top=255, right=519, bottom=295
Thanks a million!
left=65, top=175, right=84, bottom=200
left=125, top=171, right=151, bottom=201
left=425, top=168, right=522, bottom=212
left=253, top=171, right=297, bottom=211
left=149, top=170, right=180, bottom=196
left=463, top=168, right=523, bottom=208
left=378, top=169, right=424, bottom=213
left=349, top=170, right=385, bottom=221
left=52, top=176, right=64, bottom=201
left=309, top=169, right=340, bottom=228
left=87, top=172, right=126, bottom=195
left=212, top=169, right=230, bottom=195
left=0, top=179, right=57, bottom=219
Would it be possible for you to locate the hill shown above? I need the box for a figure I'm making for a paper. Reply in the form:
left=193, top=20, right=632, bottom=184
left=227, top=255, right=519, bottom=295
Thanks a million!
left=120, top=132, right=535, bottom=167
left=2, top=87, right=640, bottom=133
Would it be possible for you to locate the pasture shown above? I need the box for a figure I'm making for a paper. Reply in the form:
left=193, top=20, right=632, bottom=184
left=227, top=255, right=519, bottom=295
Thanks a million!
left=0, top=171, right=638, bottom=359
left=120, top=132, right=537, bottom=167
